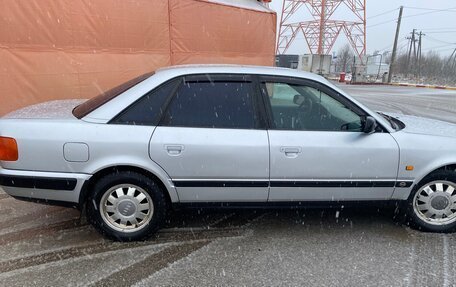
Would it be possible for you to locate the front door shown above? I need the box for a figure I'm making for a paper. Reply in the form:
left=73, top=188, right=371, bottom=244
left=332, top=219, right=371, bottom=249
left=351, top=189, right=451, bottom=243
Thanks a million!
left=259, top=76, right=400, bottom=201
left=150, top=74, right=269, bottom=202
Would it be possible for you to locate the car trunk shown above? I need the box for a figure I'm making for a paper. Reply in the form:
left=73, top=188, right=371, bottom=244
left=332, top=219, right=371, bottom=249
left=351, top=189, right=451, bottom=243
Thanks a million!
left=3, top=100, right=86, bottom=120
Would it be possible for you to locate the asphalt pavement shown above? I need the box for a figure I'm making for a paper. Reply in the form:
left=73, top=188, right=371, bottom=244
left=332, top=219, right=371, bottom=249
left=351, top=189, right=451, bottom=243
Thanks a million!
left=340, top=84, right=456, bottom=124
left=1, top=84, right=456, bottom=286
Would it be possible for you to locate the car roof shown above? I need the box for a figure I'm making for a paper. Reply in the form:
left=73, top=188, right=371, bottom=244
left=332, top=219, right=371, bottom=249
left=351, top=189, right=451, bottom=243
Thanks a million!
left=155, top=64, right=327, bottom=83
left=84, top=64, right=328, bottom=123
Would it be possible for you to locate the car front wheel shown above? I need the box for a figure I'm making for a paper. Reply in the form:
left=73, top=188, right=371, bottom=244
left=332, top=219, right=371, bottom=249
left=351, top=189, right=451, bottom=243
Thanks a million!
left=407, top=170, right=456, bottom=232
left=87, top=171, right=168, bottom=241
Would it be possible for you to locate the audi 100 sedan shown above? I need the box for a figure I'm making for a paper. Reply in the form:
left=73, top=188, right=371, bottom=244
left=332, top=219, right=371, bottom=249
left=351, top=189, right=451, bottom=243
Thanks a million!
left=1, top=65, right=456, bottom=241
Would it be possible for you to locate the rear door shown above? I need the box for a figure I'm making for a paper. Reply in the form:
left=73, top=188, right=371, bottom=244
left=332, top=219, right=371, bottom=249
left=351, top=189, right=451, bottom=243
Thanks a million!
left=259, top=76, right=400, bottom=201
left=149, top=74, right=270, bottom=202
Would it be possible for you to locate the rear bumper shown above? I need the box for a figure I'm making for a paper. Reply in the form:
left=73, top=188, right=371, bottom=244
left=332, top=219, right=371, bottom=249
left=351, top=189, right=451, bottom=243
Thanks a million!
left=0, top=168, right=90, bottom=204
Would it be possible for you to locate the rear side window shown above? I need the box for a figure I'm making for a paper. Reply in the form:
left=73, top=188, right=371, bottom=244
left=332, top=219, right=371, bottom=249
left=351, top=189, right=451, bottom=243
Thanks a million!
left=73, top=72, right=154, bottom=119
left=161, top=76, right=256, bottom=129
left=112, top=79, right=179, bottom=126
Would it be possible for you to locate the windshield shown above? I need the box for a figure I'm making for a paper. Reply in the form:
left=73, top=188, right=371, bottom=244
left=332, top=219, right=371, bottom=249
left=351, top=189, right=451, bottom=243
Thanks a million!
left=72, top=72, right=154, bottom=119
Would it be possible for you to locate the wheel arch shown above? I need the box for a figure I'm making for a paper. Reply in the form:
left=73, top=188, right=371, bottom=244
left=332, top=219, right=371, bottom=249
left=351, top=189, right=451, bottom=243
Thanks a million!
left=405, top=166, right=456, bottom=232
left=78, top=165, right=178, bottom=209
left=414, top=163, right=456, bottom=188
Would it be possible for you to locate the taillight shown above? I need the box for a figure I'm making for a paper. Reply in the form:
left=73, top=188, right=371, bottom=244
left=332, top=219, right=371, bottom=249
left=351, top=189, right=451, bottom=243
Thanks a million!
left=0, top=137, right=18, bottom=161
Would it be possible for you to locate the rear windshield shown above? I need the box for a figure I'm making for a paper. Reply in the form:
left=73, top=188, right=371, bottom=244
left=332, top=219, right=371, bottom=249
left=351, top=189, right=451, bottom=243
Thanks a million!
left=73, top=72, right=154, bottom=119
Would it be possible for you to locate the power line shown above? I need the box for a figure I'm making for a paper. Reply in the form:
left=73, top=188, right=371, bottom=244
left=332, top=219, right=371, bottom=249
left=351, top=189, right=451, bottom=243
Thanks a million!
left=428, top=46, right=456, bottom=52
left=422, top=43, right=456, bottom=51
left=368, top=6, right=456, bottom=29
left=367, top=19, right=397, bottom=28
left=426, top=35, right=456, bottom=45
left=394, top=36, right=410, bottom=53
left=424, top=31, right=456, bottom=34
left=403, top=6, right=456, bottom=12
left=367, top=8, right=399, bottom=20
left=439, top=47, right=456, bottom=53
left=402, top=8, right=456, bottom=20
left=421, top=27, right=456, bottom=31
left=398, top=41, right=409, bottom=52
left=376, top=37, right=408, bottom=52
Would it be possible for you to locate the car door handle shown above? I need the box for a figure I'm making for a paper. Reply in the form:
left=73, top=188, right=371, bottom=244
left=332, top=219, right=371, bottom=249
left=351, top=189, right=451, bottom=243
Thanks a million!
left=165, top=145, right=184, bottom=156
left=280, top=146, right=302, bottom=158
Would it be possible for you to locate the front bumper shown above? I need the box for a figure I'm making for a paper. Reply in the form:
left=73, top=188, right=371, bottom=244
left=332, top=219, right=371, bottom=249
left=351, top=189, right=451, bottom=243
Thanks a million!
left=0, top=168, right=90, bottom=204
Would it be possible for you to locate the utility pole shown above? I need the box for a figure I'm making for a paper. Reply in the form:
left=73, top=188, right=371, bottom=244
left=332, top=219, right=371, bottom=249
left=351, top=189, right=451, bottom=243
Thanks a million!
left=388, top=6, right=404, bottom=83
left=406, top=29, right=417, bottom=76
left=451, top=48, right=456, bottom=71
left=406, top=29, right=413, bottom=74
left=412, top=31, right=418, bottom=76
left=417, top=31, right=424, bottom=78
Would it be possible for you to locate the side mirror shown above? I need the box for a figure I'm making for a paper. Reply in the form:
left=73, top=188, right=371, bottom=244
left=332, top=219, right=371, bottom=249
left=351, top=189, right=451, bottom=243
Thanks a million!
left=293, top=94, right=306, bottom=106
left=363, top=116, right=377, bottom=134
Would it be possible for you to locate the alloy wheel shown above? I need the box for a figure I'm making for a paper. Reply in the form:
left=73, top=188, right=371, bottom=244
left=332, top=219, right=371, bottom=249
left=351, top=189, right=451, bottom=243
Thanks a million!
left=99, top=184, right=154, bottom=233
left=413, top=180, right=456, bottom=226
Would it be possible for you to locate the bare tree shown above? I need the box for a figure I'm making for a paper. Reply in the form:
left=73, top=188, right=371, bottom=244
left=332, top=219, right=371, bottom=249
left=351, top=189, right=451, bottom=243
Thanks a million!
left=422, top=51, right=443, bottom=78
left=394, top=53, right=408, bottom=74
left=390, top=49, right=456, bottom=85
left=335, top=44, right=354, bottom=73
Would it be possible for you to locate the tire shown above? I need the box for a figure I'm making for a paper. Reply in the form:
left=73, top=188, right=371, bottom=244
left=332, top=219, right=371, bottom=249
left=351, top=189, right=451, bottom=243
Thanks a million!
left=405, top=170, right=456, bottom=233
left=86, top=171, right=168, bottom=241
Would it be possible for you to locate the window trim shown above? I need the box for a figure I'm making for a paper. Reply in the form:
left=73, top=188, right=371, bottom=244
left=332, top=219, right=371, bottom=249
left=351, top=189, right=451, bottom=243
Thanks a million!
left=157, top=73, right=266, bottom=130
left=257, top=75, right=387, bottom=132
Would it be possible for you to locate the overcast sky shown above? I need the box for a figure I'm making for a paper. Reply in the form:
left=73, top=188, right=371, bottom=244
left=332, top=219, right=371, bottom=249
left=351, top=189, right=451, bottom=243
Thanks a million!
left=269, top=0, right=456, bottom=57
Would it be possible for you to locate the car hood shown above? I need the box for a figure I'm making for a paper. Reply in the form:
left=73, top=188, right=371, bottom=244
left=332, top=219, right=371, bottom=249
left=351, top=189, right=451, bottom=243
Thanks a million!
left=3, top=99, right=86, bottom=120
left=384, top=112, right=456, bottom=138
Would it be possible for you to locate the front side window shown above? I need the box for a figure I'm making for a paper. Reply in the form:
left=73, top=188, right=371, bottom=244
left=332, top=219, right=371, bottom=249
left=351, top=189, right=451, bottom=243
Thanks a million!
left=161, top=76, right=256, bottom=129
left=263, top=81, right=363, bottom=132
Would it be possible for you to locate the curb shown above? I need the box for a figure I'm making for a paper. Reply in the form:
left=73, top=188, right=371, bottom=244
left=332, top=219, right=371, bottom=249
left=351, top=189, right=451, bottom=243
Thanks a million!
left=389, top=83, right=456, bottom=90
left=344, top=82, right=386, bottom=86
left=332, top=80, right=456, bottom=90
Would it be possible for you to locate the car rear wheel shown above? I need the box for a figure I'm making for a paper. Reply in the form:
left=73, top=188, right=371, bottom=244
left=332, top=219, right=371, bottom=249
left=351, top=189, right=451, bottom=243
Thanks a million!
left=406, top=170, right=456, bottom=232
left=87, top=171, right=167, bottom=241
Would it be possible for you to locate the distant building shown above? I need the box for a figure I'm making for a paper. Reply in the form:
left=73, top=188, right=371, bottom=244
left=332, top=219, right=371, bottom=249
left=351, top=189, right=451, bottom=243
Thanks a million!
left=276, top=54, right=332, bottom=75
left=367, top=63, right=390, bottom=76
left=366, top=55, right=390, bottom=76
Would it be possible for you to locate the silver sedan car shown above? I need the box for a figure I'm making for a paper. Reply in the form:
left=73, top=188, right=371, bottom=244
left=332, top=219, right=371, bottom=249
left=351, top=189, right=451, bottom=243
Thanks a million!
left=1, top=65, right=456, bottom=241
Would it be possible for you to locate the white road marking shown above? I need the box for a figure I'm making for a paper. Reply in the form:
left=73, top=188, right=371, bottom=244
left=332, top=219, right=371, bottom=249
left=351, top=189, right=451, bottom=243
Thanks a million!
left=404, top=230, right=416, bottom=287
left=443, top=234, right=450, bottom=287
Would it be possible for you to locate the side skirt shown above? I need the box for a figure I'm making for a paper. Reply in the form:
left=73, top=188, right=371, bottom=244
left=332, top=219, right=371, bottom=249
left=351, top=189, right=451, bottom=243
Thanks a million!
left=172, top=200, right=405, bottom=210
